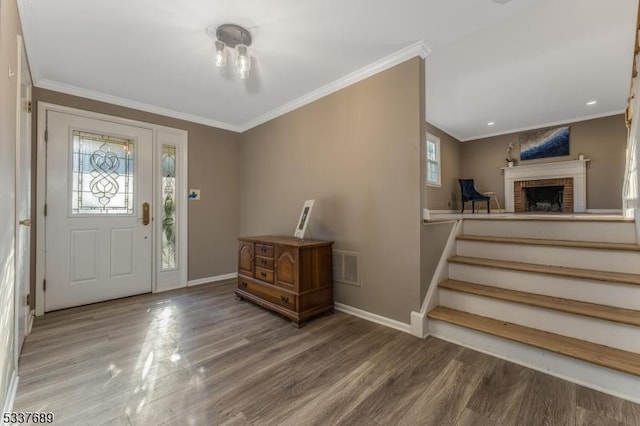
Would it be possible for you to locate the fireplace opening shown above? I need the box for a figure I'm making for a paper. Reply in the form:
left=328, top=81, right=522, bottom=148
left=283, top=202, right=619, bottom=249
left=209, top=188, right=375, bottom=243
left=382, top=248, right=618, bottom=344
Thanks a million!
left=524, top=186, right=564, bottom=212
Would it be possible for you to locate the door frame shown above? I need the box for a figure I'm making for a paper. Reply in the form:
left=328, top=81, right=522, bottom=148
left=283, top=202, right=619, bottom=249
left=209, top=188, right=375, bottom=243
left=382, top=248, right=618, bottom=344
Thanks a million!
left=35, top=102, right=189, bottom=316
left=14, top=34, right=32, bottom=366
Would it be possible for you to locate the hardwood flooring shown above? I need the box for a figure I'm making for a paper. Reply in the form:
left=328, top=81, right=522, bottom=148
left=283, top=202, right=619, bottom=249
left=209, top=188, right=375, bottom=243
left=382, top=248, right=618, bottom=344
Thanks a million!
left=14, top=282, right=640, bottom=425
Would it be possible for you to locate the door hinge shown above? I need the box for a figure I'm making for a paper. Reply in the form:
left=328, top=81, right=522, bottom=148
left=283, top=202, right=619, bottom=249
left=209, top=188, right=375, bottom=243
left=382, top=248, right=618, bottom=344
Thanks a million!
left=44, top=128, right=48, bottom=142
left=43, top=279, right=46, bottom=292
left=26, top=294, right=31, bottom=306
left=27, top=101, right=32, bottom=113
left=44, top=203, right=48, bottom=216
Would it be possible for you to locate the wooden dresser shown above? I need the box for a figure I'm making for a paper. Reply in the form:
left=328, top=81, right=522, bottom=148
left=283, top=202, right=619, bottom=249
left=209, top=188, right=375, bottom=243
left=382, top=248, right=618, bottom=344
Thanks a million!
left=236, top=236, right=334, bottom=327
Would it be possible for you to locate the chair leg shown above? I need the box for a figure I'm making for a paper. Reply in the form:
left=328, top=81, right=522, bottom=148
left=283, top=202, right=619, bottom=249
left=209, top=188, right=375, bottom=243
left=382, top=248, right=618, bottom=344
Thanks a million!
left=461, top=200, right=465, bottom=214
left=487, top=200, right=490, bottom=214
left=472, top=201, right=475, bottom=214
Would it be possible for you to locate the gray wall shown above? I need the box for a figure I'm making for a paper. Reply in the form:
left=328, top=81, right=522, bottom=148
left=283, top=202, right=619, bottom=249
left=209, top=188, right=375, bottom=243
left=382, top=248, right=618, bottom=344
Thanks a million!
left=426, top=123, right=462, bottom=211
left=32, top=88, right=241, bottom=288
left=460, top=114, right=628, bottom=210
left=0, top=0, right=21, bottom=409
left=239, top=58, right=424, bottom=323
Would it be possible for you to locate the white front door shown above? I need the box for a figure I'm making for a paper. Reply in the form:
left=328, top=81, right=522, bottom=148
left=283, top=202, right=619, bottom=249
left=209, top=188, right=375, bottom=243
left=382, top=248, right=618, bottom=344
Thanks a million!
left=15, top=35, right=31, bottom=358
left=45, top=111, right=153, bottom=311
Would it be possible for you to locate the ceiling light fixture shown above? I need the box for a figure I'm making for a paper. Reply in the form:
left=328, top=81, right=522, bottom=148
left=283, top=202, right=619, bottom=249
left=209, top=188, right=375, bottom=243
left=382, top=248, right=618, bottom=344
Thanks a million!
left=586, top=100, right=598, bottom=106
left=487, top=121, right=496, bottom=126
left=206, top=23, right=253, bottom=80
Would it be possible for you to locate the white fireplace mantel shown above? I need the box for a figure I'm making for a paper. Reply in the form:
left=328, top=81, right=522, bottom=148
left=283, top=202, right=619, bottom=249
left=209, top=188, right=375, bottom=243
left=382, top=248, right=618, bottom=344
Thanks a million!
left=503, top=159, right=589, bottom=213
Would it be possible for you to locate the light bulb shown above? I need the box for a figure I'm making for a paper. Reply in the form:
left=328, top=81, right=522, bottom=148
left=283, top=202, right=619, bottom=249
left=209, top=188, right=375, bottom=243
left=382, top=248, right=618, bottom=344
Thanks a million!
left=214, top=41, right=227, bottom=68
left=235, top=44, right=251, bottom=79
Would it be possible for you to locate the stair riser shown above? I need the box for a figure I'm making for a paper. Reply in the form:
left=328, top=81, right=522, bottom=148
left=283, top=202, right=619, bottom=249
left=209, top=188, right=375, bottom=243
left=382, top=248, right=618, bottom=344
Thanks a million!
left=456, top=241, right=640, bottom=274
left=439, top=289, right=640, bottom=353
left=428, top=319, right=640, bottom=404
left=449, top=263, right=640, bottom=310
left=462, top=220, right=636, bottom=244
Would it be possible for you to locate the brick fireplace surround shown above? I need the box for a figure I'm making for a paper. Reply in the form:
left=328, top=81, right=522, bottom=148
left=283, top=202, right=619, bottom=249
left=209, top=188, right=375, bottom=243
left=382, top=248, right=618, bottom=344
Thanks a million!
left=503, top=160, right=588, bottom=213
left=514, top=178, right=574, bottom=213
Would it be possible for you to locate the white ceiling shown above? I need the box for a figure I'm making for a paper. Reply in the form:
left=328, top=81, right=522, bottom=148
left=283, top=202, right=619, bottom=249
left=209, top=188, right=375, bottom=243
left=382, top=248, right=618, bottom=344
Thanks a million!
left=427, top=0, right=638, bottom=141
left=18, top=0, right=636, bottom=139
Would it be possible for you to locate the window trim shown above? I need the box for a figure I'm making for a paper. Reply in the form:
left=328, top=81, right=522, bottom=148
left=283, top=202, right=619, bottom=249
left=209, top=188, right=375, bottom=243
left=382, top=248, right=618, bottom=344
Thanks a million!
left=426, top=133, right=441, bottom=187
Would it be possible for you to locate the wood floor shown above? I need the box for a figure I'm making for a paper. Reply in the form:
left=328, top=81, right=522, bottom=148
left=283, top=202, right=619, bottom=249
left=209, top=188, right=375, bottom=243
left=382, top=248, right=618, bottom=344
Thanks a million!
left=14, top=282, right=640, bottom=426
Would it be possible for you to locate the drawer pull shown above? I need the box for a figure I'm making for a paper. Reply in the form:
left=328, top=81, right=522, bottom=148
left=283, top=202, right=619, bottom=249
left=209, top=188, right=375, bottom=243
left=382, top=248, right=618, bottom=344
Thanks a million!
left=260, top=271, right=267, bottom=278
left=280, top=295, right=289, bottom=305
left=240, top=281, right=248, bottom=288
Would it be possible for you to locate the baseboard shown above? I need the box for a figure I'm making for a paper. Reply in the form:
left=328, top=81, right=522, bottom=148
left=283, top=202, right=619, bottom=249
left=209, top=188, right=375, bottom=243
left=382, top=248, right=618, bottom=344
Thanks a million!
left=586, top=209, right=623, bottom=214
left=334, top=302, right=412, bottom=335
left=2, top=370, right=19, bottom=414
left=429, top=320, right=640, bottom=404
left=187, top=273, right=238, bottom=287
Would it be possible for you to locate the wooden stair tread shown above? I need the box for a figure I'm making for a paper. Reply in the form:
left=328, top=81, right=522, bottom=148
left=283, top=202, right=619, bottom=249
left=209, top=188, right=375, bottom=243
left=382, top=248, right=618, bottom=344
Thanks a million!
left=439, top=279, right=640, bottom=327
left=427, top=307, right=640, bottom=377
left=457, top=235, right=640, bottom=252
left=449, top=256, right=640, bottom=286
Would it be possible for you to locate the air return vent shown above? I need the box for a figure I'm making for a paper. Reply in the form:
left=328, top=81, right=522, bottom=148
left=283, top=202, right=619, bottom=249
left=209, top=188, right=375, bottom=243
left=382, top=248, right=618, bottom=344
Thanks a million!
left=333, top=250, right=360, bottom=286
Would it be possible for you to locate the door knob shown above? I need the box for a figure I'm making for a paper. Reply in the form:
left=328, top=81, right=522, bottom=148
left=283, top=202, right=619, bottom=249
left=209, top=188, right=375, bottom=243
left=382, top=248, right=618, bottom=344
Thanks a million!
left=19, top=219, right=31, bottom=226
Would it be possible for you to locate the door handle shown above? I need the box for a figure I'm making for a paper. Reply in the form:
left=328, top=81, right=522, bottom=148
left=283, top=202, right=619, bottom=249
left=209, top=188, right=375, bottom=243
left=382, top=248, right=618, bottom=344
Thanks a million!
left=142, top=202, right=150, bottom=225
left=19, top=219, right=31, bottom=226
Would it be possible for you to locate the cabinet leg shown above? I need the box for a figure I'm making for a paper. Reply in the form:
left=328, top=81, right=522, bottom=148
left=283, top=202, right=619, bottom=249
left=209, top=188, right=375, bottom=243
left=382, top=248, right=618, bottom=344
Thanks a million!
left=290, top=321, right=306, bottom=328
left=323, top=308, right=335, bottom=316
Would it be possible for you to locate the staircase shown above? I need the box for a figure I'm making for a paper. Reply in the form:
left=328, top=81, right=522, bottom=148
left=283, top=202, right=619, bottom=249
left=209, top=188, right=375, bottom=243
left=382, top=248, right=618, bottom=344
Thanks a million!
left=426, top=216, right=640, bottom=402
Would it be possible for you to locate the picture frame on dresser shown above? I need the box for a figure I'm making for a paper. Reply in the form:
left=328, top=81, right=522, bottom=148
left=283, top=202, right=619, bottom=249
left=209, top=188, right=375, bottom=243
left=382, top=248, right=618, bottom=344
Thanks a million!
left=294, top=199, right=315, bottom=239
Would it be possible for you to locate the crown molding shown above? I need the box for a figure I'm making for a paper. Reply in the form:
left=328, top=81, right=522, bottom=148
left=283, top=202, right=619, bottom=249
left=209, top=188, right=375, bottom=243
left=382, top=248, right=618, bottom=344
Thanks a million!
left=240, top=40, right=432, bottom=131
left=28, top=33, right=430, bottom=134
left=34, top=79, right=243, bottom=133
left=456, top=110, right=627, bottom=142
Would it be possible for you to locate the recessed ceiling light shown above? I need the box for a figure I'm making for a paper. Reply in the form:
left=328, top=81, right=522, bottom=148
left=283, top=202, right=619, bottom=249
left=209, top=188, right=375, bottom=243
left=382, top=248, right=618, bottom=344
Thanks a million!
left=487, top=122, right=496, bottom=126
left=493, top=0, right=512, bottom=4
left=586, top=100, right=598, bottom=106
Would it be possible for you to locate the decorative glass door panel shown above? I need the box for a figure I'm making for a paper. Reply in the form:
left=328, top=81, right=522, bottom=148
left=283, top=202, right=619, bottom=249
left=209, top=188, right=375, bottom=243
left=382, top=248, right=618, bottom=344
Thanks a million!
left=161, top=144, right=176, bottom=270
left=71, top=131, right=135, bottom=215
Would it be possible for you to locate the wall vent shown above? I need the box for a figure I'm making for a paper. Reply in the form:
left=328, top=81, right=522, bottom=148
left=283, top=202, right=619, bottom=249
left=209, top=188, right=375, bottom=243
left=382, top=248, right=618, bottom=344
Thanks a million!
left=333, top=250, right=360, bottom=286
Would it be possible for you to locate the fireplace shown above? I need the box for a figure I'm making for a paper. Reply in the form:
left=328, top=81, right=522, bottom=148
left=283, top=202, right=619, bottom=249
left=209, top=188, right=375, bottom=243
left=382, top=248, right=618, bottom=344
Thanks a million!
left=514, top=178, right=574, bottom=213
left=503, top=160, right=588, bottom=213
left=524, top=186, right=563, bottom=212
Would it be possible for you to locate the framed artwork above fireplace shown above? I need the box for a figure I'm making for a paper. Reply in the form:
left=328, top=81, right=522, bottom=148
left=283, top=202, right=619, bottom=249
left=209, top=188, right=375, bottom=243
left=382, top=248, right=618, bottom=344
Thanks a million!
left=520, top=126, right=570, bottom=161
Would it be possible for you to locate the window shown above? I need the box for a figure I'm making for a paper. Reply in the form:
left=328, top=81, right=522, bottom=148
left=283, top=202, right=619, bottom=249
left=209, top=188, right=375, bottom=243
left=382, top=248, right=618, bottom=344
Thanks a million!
left=426, top=133, right=441, bottom=187
left=161, top=144, right=177, bottom=270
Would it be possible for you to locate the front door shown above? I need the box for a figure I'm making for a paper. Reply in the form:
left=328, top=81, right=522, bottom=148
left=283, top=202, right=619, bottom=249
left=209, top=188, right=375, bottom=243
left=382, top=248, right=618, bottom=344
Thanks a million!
left=45, top=111, right=153, bottom=311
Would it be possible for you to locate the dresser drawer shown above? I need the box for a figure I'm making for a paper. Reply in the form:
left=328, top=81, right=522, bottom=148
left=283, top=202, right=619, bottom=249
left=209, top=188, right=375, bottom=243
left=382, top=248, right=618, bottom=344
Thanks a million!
left=255, top=256, right=274, bottom=270
left=255, top=267, right=274, bottom=283
left=255, top=243, right=274, bottom=258
left=238, top=278, right=297, bottom=311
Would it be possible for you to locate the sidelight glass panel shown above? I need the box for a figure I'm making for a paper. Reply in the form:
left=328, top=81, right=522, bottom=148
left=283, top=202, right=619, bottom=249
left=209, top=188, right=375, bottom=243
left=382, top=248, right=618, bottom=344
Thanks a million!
left=161, top=145, right=177, bottom=270
left=71, top=131, right=135, bottom=215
